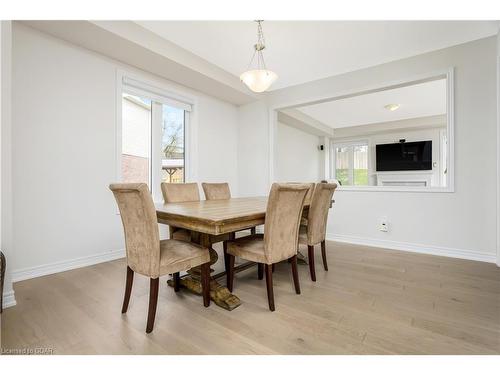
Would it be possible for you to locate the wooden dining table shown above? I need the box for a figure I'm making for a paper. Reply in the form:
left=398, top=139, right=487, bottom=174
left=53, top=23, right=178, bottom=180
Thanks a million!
left=155, top=195, right=330, bottom=310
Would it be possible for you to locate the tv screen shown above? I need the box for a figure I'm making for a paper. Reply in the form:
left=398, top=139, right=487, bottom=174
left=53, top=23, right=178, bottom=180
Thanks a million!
left=376, top=141, right=432, bottom=171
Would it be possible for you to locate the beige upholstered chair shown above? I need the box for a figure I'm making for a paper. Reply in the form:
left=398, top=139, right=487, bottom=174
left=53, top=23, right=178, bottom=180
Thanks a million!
left=110, top=183, right=211, bottom=333
left=285, top=182, right=315, bottom=205
left=201, top=182, right=231, bottom=200
left=226, top=183, right=310, bottom=311
left=202, top=182, right=257, bottom=270
left=161, top=182, right=200, bottom=242
left=298, top=183, right=337, bottom=281
left=161, top=182, right=200, bottom=203
left=287, top=182, right=315, bottom=226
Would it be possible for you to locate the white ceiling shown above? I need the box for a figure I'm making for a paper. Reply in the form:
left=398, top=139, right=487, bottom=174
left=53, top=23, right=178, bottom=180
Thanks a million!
left=136, top=21, right=499, bottom=91
left=295, top=78, right=446, bottom=128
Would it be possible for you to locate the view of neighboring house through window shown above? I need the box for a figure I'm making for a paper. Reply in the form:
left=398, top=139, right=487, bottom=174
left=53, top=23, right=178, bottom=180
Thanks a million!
left=121, top=94, right=152, bottom=185
left=121, top=84, right=187, bottom=192
left=333, top=142, right=369, bottom=186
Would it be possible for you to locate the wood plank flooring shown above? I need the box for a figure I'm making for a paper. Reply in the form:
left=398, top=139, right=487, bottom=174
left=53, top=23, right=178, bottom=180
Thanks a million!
left=1, top=241, right=499, bottom=354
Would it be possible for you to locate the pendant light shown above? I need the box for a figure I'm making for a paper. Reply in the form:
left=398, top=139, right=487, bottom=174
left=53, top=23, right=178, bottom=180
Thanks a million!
left=240, top=20, right=278, bottom=93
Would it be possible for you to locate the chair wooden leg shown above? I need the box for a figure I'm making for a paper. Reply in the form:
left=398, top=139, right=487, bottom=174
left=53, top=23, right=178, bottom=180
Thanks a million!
left=224, top=232, right=235, bottom=277
left=257, top=263, right=264, bottom=280
left=272, top=263, right=275, bottom=273
left=250, top=227, right=256, bottom=235
left=173, top=272, right=180, bottom=292
left=201, top=262, right=210, bottom=307
left=308, top=245, right=316, bottom=282
left=265, top=264, right=275, bottom=311
left=321, top=240, right=328, bottom=271
left=223, top=240, right=229, bottom=271
left=290, top=255, right=301, bottom=294
left=121, top=266, right=134, bottom=313
left=146, top=278, right=159, bottom=333
left=227, top=254, right=235, bottom=292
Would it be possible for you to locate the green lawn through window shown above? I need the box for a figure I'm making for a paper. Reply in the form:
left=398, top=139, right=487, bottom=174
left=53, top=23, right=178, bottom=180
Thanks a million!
left=335, top=169, right=368, bottom=186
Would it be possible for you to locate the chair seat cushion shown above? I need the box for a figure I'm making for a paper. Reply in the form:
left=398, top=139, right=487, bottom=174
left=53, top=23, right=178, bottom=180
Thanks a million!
left=227, top=234, right=270, bottom=264
left=159, top=239, right=210, bottom=275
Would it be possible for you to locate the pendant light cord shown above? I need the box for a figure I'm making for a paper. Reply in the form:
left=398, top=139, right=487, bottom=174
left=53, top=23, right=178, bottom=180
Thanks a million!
left=245, top=20, right=268, bottom=72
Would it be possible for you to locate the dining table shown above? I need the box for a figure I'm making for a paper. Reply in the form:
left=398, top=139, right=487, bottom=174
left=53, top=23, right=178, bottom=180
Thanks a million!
left=155, top=195, right=331, bottom=310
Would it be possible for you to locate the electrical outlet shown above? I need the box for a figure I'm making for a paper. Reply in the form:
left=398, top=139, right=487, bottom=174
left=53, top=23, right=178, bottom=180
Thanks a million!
left=379, top=217, right=389, bottom=232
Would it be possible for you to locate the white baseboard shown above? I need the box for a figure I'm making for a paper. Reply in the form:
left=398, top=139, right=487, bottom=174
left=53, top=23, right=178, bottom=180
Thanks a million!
left=12, top=249, right=126, bottom=283
left=2, top=290, right=17, bottom=309
left=327, top=233, right=496, bottom=263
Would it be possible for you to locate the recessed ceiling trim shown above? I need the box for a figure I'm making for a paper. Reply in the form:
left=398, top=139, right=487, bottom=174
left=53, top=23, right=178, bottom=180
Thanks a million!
left=276, top=71, right=448, bottom=112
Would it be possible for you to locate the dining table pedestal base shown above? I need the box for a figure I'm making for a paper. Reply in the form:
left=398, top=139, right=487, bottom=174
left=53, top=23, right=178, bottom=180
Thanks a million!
left=297, top=250, right=308, bottom=265
left=167, top=274, right=241, bottom=311
left=166, top=243, right=242, bottom=311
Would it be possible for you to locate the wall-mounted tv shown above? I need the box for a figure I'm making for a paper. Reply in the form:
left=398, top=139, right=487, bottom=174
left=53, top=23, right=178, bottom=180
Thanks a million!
left=376, top=141, right=432, bottom=171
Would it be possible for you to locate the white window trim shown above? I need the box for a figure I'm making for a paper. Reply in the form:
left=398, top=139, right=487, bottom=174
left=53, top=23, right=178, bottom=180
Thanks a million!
left=115, top=69, right=198, bottom=202
left=268, top=68, right=455, bottom=193
left=331, top=139, right=370, bottom=186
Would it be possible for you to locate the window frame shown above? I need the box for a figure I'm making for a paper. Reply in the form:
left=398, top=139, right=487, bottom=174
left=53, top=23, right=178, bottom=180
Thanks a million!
left=331, top=139, right=370, bottom=186
left=116, top=70, right=197, bottom=202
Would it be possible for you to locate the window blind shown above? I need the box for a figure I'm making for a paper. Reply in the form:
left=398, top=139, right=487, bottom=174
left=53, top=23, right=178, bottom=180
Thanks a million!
left=122, top=77, right=193, bottom=112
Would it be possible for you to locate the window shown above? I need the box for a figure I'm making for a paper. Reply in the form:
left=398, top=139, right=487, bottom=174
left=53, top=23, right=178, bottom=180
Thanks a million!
left=333, top=141, right=369, bottom=186
left=120, top=76, right=192, bottom=198
left=161, top=105, right=185, bottom=184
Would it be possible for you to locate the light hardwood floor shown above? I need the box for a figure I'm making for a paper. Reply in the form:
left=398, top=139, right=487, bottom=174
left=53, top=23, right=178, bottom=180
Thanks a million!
left=2, top=241, right=500, bottom=354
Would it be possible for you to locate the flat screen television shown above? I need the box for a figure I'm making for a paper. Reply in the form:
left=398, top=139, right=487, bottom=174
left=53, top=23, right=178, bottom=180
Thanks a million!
left=376, top=141, right=432, bottom=171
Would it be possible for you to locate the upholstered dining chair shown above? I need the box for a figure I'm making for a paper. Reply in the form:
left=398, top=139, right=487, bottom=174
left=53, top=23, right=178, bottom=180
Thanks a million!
left=287, top=182, right=315, bottom=226
left=110, top=183, right=211, bottom=333
left=225, top=183, right=310, bottom=311
left=201, top=182, right=231, bottom=200
left=202, top=182, right=258, bottom=270
left=298, top=182, right=337, bottom=281
left=161, top=182, right=200, bottom=242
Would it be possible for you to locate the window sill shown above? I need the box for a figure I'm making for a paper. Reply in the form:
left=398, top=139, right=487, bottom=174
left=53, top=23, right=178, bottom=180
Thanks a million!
left=336, top=185, right=454, bottom=193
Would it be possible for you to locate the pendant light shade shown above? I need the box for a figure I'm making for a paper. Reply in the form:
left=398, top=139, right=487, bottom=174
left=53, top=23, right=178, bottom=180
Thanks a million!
left=240, top=21, right=278, bottom=93
left=240, top=69, right=278, bottom=93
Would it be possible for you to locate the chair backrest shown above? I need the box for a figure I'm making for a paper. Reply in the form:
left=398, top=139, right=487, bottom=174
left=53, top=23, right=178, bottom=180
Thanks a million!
left=109, top=183, right=161, bottom=278
left=161, top=182, right=200, bottom=203
left=307, top=183, right=337, bottom=245
left=264, top=183, right=310, bottom=263
left=286, top=182, right=315, bottom=205
left=202, top=182, right=231, bottom=200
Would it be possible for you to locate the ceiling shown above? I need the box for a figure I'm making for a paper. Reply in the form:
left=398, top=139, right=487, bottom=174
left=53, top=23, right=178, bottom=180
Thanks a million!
left=136, top=21, right=499, bottom=91
left=295, top=78, right=447, bottom=128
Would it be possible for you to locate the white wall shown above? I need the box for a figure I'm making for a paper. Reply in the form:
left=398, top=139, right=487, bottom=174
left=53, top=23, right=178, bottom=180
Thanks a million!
left=239, top=36, right=498, bottom=262
left=1, top=21, right=16, bottom=309
left=236, top=100, right=270, bottom=197
left=497, top=29, right=500, bottom=266
left=9, top=23, right=239, bottom=280
left=275, top=122, right=321, bottom=182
